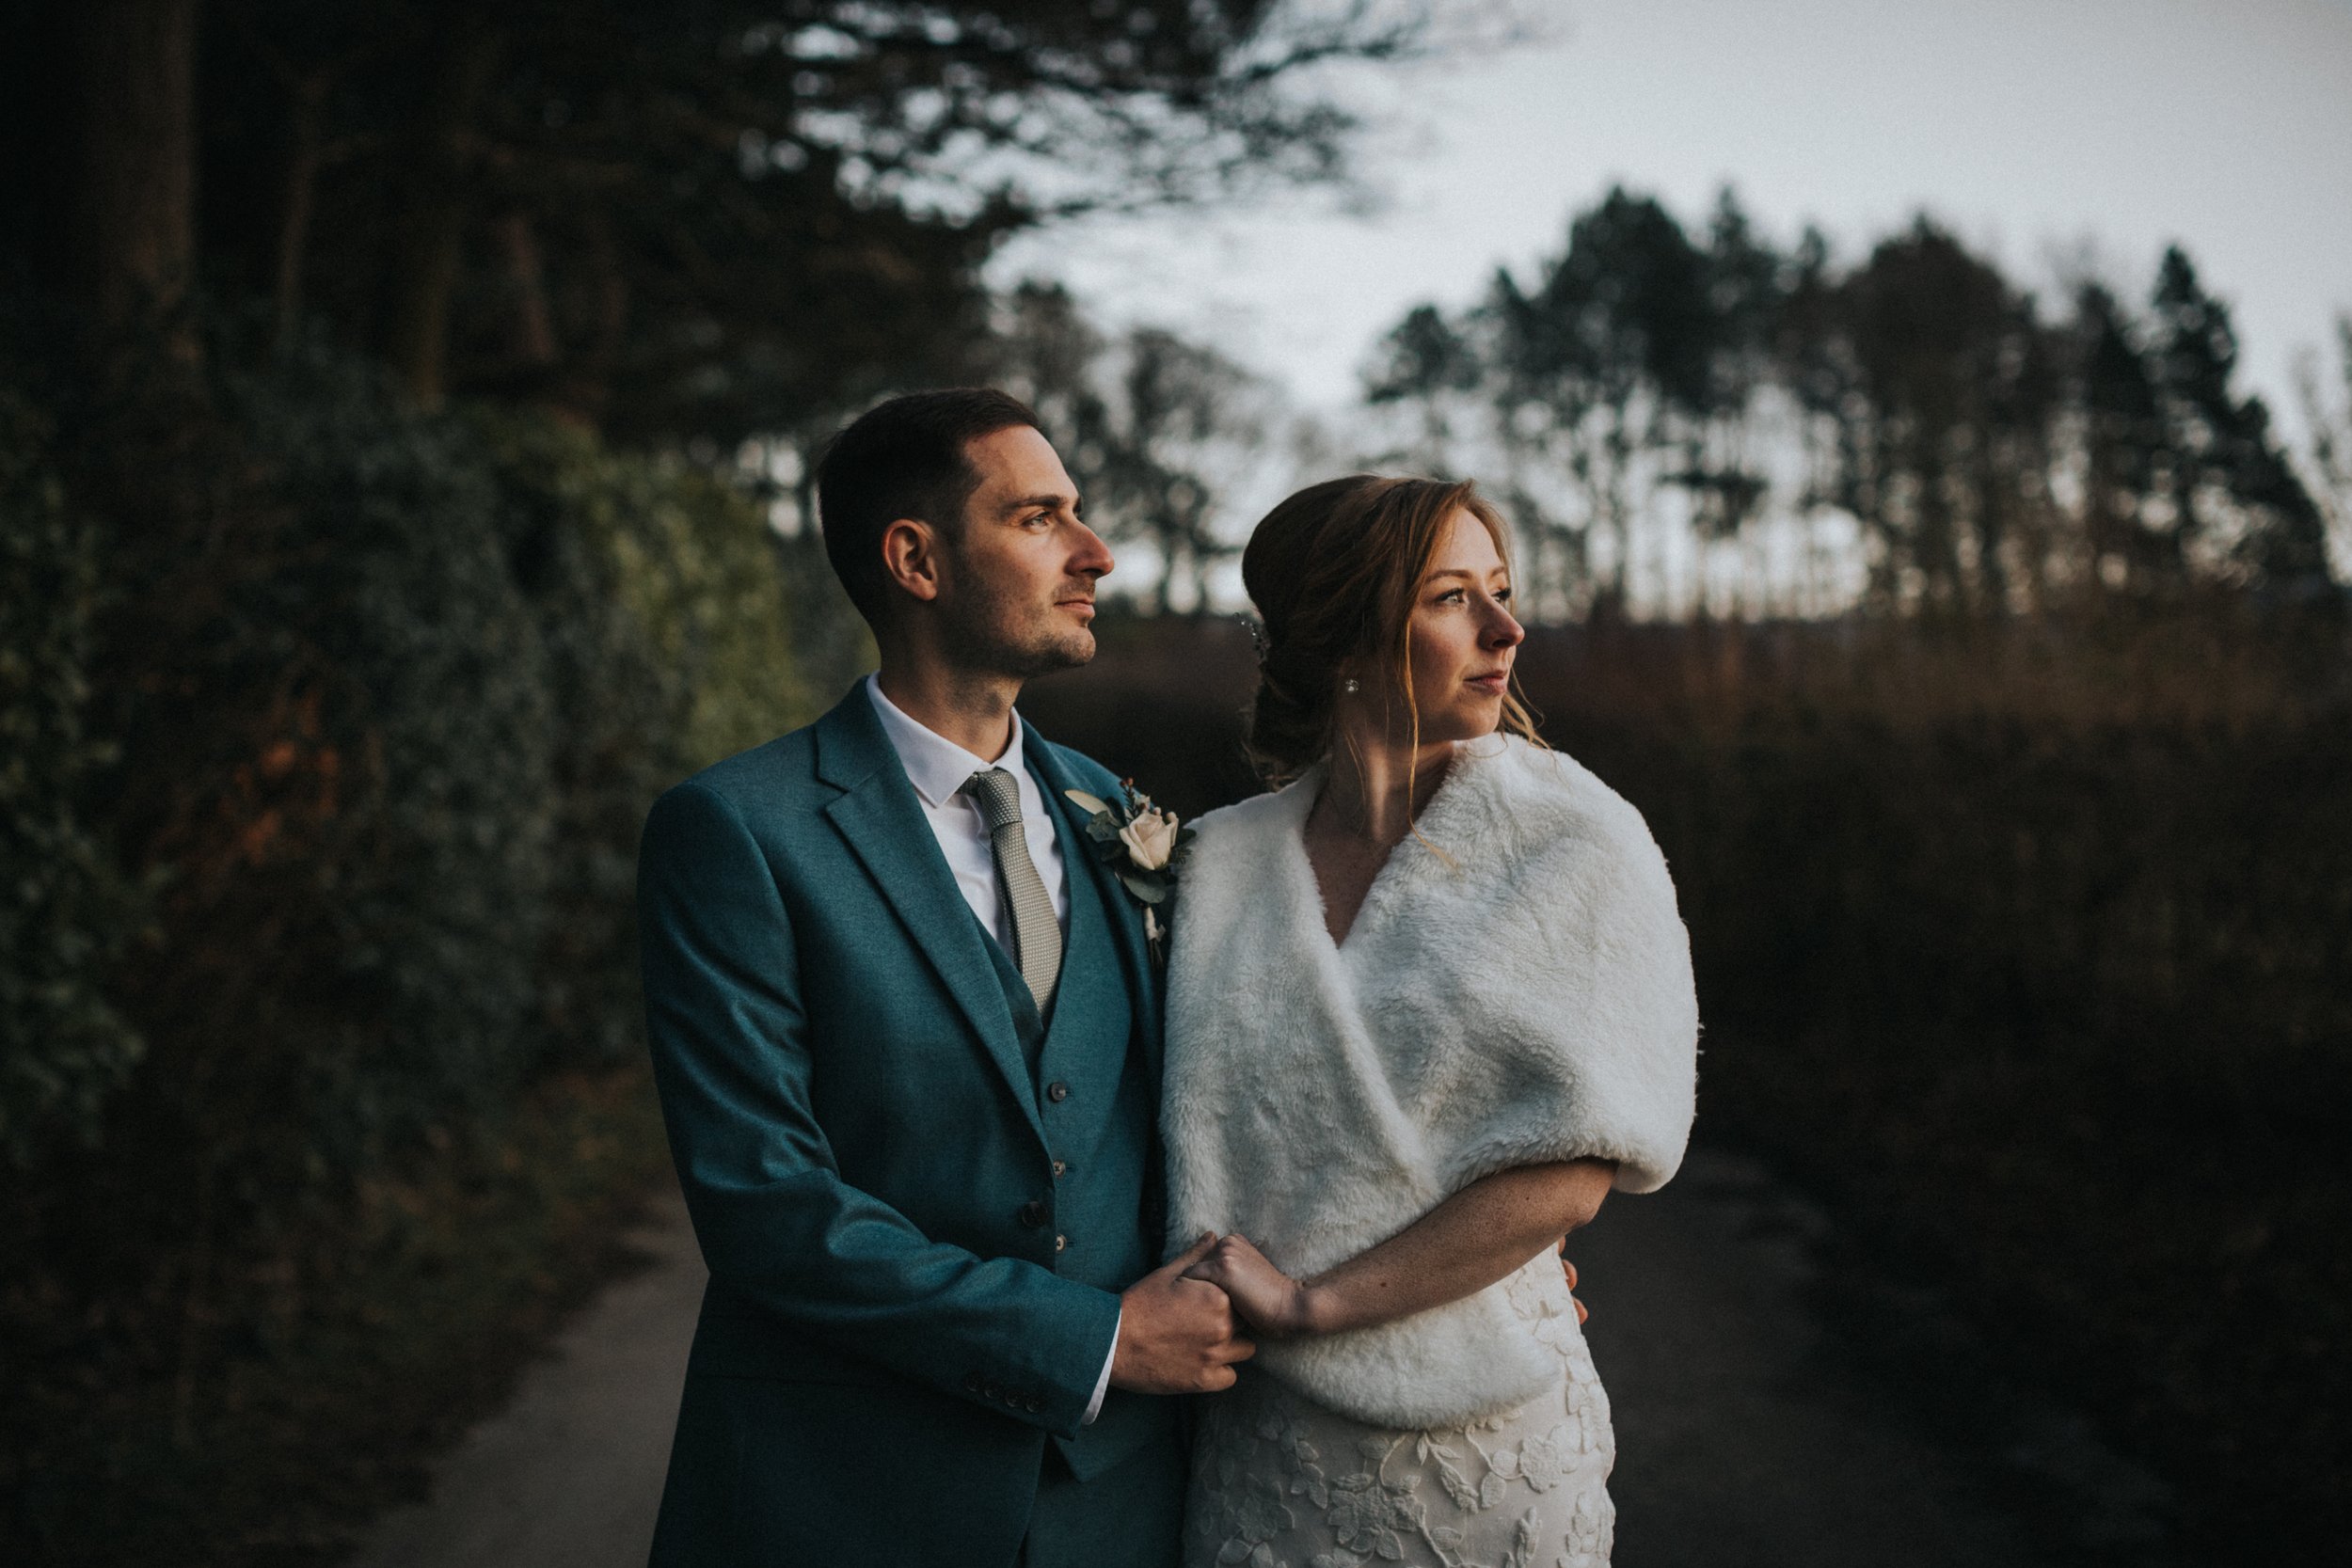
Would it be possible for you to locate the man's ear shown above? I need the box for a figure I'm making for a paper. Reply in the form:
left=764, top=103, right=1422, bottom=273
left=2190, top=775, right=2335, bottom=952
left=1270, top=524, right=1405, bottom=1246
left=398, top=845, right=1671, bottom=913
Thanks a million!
left=880, top=517, right=943, bottom=603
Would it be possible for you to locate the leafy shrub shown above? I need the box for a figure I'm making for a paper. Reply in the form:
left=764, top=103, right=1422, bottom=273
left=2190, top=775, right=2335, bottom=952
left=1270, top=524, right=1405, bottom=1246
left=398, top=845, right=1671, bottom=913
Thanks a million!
left=471, top=408, right=810, bottom=1064
left=2, top=328, right=823, bottom=1561
left=56, top=336, right=818, bottom=1197
left=0, top=387, right=144, bottom=1165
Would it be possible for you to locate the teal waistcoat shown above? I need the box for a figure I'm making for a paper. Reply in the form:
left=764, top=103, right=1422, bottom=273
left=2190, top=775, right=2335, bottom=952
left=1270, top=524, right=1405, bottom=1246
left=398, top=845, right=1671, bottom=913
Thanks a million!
left=975, top=769, right=1168, bottom=1482
left=972, top=808, right=1160, bottom=1301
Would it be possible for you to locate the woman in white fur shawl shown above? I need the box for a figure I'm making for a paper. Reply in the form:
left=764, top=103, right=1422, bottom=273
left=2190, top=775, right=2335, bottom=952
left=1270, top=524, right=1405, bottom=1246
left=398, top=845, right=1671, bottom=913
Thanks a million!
left=1165, top=475, right=1698, bottom=1568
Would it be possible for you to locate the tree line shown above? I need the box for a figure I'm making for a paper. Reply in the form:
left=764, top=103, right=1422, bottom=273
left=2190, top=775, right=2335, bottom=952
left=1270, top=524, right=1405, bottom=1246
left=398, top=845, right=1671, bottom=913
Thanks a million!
left=967, top=186, right=2351, bottom=624
left=1360, top=187, right=2343, bottom=619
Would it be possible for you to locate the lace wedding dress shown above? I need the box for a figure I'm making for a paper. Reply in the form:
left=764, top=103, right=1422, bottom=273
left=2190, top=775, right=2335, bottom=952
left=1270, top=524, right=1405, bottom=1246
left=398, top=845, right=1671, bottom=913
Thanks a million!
left=1180, top=1266, right=1615, bottom=1568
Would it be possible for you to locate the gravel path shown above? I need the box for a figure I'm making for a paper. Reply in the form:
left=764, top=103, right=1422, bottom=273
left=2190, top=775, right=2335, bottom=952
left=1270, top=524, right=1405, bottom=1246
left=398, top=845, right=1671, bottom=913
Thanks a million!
left=345, top=1148, right=2116, bottom=1567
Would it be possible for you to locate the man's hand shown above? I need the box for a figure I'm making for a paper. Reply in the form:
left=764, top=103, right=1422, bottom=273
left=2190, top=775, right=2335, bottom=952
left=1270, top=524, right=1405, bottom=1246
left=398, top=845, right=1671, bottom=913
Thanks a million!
left=1111, top=1233, right=1257, bottom=1395
left=1561, top=1243, right=1589, bottom=1325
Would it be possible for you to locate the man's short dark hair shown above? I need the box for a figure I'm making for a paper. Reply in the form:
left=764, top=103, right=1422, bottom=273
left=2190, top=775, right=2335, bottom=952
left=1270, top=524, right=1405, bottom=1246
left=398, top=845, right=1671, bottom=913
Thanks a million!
left=815, top=388, right=1046, bottom=625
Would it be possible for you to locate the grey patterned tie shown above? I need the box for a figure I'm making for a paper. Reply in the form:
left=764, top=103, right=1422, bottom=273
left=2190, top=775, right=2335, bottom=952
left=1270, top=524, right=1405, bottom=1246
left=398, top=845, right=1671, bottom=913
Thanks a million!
left=962, top=768, right=1061, bottom=1015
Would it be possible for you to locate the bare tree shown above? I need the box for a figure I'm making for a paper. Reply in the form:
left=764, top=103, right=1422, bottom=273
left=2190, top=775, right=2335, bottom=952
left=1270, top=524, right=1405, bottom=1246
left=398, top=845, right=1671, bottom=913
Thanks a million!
left=990, top=282, right=1283, bottom=611
left=1356, top=192, right=2336, bottom=623
left=2294, top=315, right=2352, bottom=584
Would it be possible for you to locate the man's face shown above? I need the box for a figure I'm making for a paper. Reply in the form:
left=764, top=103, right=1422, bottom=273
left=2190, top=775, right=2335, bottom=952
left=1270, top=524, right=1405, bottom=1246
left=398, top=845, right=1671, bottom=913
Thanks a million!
left=933, top=425, right=1113, bottom=678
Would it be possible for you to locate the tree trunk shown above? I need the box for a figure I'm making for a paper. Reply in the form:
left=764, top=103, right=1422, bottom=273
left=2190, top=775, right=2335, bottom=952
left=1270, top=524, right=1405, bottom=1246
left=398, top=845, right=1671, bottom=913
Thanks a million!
left=270, top=69, right=332, bottom=353
left=563, top=208, right=631, bottom=423
left=70, top=0, right=200, bottom=367
left=495, top=212, right=559, bottom=368
left=383, top=24, right=503, bottom=409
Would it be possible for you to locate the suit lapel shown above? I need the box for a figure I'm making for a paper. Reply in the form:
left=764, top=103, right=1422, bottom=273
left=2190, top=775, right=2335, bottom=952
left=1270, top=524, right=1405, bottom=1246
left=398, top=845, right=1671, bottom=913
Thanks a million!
left=814, top=688, right=1045, bottom=1146
left=1025, top=735, right=1163, bottom=1081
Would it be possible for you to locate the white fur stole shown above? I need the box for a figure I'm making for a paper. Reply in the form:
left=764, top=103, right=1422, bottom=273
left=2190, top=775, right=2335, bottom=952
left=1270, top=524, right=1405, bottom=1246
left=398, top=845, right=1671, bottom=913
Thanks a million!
left=1161, top=735, right=1698, bottom=1430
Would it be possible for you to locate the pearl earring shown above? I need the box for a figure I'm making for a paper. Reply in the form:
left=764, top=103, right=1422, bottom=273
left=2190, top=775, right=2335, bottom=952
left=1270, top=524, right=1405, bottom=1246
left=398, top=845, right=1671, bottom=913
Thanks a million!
left=1343, top=678, right=1359, bottom=694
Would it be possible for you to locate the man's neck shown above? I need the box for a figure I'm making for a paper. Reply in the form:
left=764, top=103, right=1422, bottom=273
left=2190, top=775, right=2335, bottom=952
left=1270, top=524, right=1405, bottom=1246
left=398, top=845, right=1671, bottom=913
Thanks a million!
left=873, top=653, right=1023, bottom=761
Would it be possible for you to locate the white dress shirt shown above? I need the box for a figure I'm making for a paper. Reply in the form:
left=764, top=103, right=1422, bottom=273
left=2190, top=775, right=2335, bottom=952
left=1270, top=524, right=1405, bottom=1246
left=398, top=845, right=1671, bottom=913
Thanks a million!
left=865, top=673, right=1068, bottom=944
left=864, top=675, right=1119, bottom=1424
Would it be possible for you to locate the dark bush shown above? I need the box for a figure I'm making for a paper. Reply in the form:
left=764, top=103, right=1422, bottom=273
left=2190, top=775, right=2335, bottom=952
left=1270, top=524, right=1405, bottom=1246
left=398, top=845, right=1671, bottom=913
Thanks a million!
left=0, top=327, right=818, bottom=1561
left=0, top=387, right=144, bottom=1165
left=1024, top=611, right=2352, bottom=1561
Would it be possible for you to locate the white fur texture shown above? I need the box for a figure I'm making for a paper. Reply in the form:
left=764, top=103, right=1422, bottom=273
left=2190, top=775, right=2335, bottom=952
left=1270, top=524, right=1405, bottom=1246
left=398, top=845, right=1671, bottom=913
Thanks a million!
left=1162, top=735, right=1699, bottom=1430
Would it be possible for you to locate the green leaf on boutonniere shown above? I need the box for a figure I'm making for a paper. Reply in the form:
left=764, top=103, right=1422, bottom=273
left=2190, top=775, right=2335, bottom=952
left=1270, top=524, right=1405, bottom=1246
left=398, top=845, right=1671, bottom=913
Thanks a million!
left=1117, top=869, right=1171, bottom=905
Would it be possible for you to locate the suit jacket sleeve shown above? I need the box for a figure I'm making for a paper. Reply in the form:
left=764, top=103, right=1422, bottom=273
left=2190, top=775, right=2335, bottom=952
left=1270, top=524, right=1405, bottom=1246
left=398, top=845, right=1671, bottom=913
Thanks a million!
left=637, top=779, right=1121, bottom=1439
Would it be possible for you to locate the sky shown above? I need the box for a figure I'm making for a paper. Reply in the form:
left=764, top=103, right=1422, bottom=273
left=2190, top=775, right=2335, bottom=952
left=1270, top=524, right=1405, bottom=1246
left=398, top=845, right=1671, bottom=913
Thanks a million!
left=990, top=0, right=2352, bottom=439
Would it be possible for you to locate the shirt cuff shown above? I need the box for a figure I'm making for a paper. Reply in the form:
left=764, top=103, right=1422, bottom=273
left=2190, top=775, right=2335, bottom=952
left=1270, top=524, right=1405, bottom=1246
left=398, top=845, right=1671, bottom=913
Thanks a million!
left=1081, top=1308, right=1120, bottom=1425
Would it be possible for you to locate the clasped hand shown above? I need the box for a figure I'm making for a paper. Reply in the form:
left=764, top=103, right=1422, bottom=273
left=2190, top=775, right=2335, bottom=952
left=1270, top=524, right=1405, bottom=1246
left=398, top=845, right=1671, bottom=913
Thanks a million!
left=1180, top=1232, right=1316, bottom=1338
left=1116, top=1229, right=1592, bottom=1399
left=1108, top=1233, right=1258, bottom=1395
left=1183, top=1230, right=1593, bottom=1340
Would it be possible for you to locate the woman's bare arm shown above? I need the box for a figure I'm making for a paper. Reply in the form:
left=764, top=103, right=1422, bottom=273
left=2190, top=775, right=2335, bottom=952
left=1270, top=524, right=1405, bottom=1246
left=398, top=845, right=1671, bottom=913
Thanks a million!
left=1184, top=1158, right=1615, bottom=1338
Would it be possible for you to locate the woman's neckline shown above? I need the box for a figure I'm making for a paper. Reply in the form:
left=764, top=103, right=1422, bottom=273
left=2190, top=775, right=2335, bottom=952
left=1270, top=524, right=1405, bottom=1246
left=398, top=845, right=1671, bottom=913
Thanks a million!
left=1295, top=738, right=1481, bottom=952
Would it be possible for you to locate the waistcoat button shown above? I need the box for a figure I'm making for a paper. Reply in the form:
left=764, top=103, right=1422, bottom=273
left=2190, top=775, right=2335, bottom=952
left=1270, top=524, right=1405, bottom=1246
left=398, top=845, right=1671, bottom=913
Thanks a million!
left=1017, top=1199, right=1048, bottom=1229
left=1046, top=1081, right=1071, bottom=1102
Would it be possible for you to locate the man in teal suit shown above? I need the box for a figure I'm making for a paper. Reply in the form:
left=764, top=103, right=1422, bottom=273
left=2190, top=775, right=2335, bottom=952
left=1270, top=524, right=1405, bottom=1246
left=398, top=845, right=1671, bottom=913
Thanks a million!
left=637, top=389, right=1249, bottom=1566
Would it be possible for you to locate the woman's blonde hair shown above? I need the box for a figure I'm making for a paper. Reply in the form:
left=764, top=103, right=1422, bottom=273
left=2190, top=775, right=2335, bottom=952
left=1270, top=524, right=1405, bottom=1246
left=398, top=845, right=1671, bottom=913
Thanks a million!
left=1241, top=473, right=1540, bottom=787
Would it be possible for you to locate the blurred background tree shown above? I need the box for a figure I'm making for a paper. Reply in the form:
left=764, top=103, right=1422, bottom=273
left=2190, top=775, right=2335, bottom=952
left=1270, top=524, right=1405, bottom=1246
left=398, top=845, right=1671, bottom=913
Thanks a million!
left=991, top=281, right=1287, bottom=611
left=5, top=0, right=1411, bottom=430
left=1362, top=186, right=2340, bottom=626
left=2300, top=316, right=2352, bottom=568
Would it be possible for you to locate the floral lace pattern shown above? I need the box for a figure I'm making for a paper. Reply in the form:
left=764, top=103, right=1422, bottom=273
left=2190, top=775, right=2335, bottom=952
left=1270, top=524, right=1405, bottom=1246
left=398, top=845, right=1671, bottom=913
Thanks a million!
left=1182, top=1284, right=1614, bottom=1568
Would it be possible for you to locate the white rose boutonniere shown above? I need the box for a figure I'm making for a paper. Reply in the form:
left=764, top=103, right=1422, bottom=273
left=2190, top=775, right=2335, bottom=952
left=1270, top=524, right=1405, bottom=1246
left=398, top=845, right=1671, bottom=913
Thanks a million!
left=1065, top=780, right=1194, bottom=964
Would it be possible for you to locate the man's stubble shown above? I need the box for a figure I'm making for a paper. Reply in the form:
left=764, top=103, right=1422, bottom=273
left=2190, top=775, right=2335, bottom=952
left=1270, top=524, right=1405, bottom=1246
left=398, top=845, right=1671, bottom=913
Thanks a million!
left=936, top=539, right=1096, bottom=682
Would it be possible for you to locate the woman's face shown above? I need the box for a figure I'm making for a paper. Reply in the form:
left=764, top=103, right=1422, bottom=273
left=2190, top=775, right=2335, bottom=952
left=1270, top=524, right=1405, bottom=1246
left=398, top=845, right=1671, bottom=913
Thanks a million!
left=1397, top=508, right=1524, bottom=745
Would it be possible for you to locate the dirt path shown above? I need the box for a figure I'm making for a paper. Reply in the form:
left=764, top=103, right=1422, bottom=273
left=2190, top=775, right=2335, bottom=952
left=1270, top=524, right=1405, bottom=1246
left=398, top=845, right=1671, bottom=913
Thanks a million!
left=346, top=1148, right=2132, bottom=1567
left=1579, top=1149, right=2056, bottom=1567
left=344, top=1189, right=703, bottom=1568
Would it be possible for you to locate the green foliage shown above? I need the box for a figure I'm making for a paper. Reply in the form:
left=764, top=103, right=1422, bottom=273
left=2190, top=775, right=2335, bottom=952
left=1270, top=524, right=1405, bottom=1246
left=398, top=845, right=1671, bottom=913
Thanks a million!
left=201, top=346, right=562, bottom=1155
left=470, top=408, right=811, bottom=1062
left=0, top=388, right=144, bottom=1165
left=0, top=325, right=827, bottom=1564
left=539, top=428, right=814, bottom=770
left=62, top=338, right=817, bottom=1180
left=59, top=342, right=578, bottom=1200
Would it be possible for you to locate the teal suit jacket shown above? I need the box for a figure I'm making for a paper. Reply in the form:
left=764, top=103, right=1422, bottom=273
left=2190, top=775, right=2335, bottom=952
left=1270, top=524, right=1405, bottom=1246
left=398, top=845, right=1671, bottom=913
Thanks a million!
left=638, top=683, right=1174, bottom=1565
